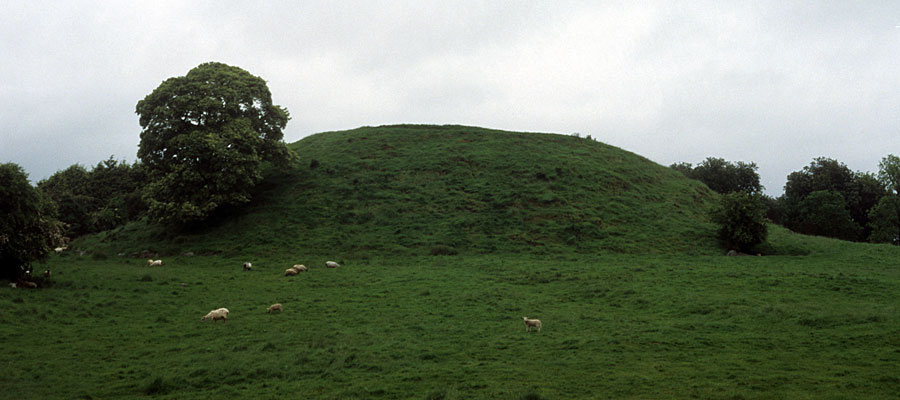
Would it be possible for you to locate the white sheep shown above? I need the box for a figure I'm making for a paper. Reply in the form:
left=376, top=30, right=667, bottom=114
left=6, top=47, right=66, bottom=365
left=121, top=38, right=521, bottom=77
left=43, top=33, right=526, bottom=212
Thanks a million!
left=54, top=246, right=67, bottom=254
left=285, top=268, right=299, bottom=276
left=202, top=308, right=229, bottom=323
left=147, top=259, right=163, bottom=267
left=267, top=303, right=283, bottom=313
left=243, top=262, right=252, bottom=271
left=523, top=317, right=542, bottom=332
left=325, top=261, right=340, bottom=268
left=292, top=264, right=308, bottom=272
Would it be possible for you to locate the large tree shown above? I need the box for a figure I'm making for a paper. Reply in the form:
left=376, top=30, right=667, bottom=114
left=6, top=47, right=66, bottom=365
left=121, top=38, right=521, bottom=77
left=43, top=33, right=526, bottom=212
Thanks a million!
left=0, top=163, right=63, bottom=280
left=136, top=62, right=293, bottom=224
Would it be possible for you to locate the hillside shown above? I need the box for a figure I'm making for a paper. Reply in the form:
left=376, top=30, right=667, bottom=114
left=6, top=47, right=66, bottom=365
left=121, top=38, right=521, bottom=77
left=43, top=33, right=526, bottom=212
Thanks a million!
left=85, top=125, right=722, bottom=258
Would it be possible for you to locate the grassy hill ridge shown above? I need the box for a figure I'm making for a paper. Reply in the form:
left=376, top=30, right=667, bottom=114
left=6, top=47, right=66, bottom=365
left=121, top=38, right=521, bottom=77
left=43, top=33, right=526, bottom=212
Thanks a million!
left=86, top=125, right=721, bottom=258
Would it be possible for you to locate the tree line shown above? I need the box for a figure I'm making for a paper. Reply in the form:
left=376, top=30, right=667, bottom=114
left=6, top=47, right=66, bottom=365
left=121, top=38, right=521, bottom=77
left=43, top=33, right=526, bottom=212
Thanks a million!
left=674, top=156, right=900, bottom=248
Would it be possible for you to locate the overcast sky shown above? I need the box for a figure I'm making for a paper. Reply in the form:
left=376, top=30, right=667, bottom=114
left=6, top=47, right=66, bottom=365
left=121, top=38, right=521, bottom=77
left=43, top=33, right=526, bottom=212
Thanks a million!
left=2, top=1, right=899, bottom=196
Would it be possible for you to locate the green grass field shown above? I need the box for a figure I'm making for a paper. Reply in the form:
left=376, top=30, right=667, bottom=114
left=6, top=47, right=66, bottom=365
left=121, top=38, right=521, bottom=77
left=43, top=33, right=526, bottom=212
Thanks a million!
left=3, top=241, right=898, bottom=399
left=4, top=125, right=898, bottom=398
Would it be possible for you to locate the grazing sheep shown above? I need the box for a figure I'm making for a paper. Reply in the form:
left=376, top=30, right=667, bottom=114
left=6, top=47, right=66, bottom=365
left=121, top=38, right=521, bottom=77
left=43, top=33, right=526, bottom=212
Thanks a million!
left=523, top=317, right=542, bottom=332
left=325, top=261, right=340, bottom=268
left=54, top=246, right=67, bottom=254
left=292, top=264, right=308, bottom=272
left=267, top=303, right=283, bottom=313
left=243, top=262, right=252, bottom=271
left=202, top=308, right=229, bottom=323
left=285, top=268, right=299, bottom=276
left=147, top=259, right=163, bottom=267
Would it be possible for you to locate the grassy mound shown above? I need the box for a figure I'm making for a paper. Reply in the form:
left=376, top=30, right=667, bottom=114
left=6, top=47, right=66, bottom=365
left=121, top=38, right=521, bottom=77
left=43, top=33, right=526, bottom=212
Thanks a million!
left=84, top=125, right=720, bottom=258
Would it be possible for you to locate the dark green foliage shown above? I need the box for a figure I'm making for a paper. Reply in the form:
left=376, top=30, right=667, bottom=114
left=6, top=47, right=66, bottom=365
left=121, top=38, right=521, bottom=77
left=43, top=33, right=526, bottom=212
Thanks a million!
left=871, top=155, right=900, bottom=244
left=0, top=163, right=63, bottom=280
left=868, top=196, right=900, bottom=244
left=879, top=154, right=900, bottom=195
left=796, top=190, right=862, bottom=241
left=37, top=158, right=146, bottom=237
left=710, top=191, right=768, bottom=252
left=135, top=62, right=293, bottom=225
left=671, top=157, right=762, bottom=194
left=780, top=157, right=886, bottom=241
left=37, top=164, right=95, bottom=236
left=761, top=194, right=785, bottom=225
left=852, top=172, right=886, bottom=238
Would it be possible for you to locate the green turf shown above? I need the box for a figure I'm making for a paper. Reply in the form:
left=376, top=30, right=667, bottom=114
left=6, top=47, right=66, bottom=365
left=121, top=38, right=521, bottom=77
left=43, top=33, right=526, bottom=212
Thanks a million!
left=3, top=245, right=898, bottom=399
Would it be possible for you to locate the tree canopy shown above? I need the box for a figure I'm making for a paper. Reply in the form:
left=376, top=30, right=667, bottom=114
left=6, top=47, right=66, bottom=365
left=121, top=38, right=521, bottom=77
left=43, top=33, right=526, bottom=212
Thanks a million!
left=135, top=62, right=293, bottom=224
left=671, top=157, right=762, bottom=195
left=0, top=163, right=63, bottom=280
left=779, top=157, right=887, bottom=241
left=38, top=158, right=146, bottom=237
left=869, top=154, right=900, bottom=244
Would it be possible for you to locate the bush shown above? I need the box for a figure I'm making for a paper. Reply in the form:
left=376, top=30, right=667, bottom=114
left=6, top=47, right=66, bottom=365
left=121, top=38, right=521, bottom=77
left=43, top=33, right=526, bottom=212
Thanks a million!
left=711, top=192, right=768, bottom=252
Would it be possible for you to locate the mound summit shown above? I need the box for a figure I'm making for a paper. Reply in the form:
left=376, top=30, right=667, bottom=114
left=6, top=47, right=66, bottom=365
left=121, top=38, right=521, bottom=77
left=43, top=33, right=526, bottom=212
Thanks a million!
left=100, top=125, right=721, bottom=257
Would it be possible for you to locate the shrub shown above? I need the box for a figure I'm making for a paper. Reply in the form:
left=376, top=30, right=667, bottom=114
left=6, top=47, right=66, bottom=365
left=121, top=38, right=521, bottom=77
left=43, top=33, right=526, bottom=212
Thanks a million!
left=710, top=192, right=768, bottom=252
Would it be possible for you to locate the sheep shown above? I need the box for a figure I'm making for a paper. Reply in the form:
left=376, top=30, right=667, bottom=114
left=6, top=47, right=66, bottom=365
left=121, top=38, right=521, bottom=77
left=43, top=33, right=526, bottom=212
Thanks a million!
left=201, top=308, right=229, bottom=323
left=43, top=269, right=50, bottom=278
left=54, top=246, right=67, bottom=254
left=242, top=262, right=252, bottom=271
left=325, top=261, right=340, bottom=268
left=20, top=281, right=38, bottom=289
left=147, top=259, right=163, bottom=267
left=523, top=317, right=542, bottom=332
left=267, top=303, right=283, bottom=313
left=285, top=268, right=299, bottom=276
left=292, top=264, right=308, bottom=272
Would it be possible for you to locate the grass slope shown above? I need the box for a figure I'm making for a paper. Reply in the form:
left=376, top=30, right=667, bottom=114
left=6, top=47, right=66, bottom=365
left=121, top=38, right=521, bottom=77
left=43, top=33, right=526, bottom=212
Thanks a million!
left=84, top=125, right=720, bottom=258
